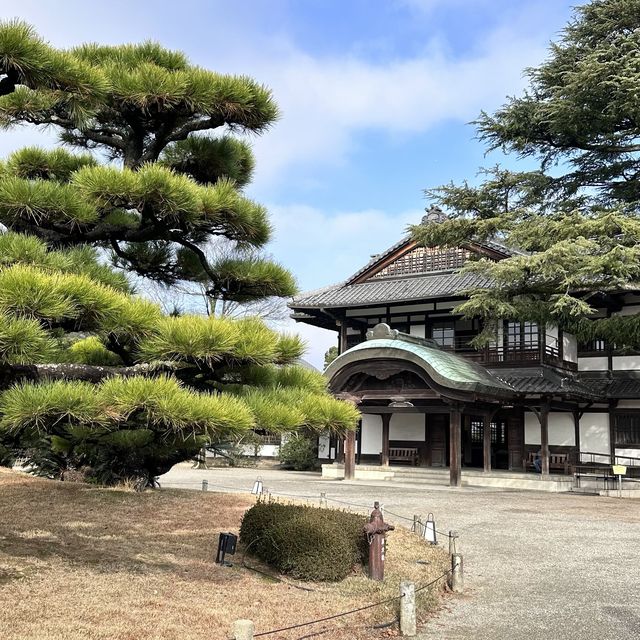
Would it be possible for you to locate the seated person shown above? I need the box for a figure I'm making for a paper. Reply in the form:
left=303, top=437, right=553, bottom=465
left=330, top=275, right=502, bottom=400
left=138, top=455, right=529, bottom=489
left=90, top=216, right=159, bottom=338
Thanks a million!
left=533, top=449, right=542, bottom=473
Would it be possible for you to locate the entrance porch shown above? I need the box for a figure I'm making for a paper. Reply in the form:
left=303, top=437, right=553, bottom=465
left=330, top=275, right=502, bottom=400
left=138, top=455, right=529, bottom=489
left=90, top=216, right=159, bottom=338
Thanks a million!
left=324, top=323, right=584, bottom=487
left=322, top=463, right=575, bottom=492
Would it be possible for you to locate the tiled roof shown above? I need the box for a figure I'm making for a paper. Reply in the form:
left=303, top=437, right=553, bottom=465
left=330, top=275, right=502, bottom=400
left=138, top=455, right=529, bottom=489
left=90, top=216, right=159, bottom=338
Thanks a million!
left=492, top=368, right=602, bottom=400
left=325, top=324, right=516, bottom=399
left=291, top=271, right=492, bottom=309
left=580, top=376, right=640, bottom=399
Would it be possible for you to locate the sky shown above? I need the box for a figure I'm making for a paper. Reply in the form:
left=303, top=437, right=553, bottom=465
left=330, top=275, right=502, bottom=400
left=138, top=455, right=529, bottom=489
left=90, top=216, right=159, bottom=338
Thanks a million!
left=0, top=0, right=580, bottom=367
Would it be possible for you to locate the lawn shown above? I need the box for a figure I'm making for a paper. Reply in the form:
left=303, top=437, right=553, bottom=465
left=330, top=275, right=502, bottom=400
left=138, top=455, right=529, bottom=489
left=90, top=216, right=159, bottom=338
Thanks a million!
left=0, top=469, right=449, bottom=639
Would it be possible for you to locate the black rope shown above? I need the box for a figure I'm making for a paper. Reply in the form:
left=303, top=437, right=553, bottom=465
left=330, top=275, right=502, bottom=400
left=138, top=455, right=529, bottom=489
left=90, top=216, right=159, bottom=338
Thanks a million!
left=164, top=481, right=461, bottom=543
left=253, top=570, right=451, bottom=638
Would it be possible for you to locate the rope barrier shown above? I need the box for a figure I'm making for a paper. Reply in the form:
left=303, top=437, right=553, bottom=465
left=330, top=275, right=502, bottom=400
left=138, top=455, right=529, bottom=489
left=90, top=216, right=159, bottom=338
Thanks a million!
left=164, top=478, right=458, bottom=637
left=253, top=569, right=451, bottom=638
left=162, top=480, right=460, bottom=540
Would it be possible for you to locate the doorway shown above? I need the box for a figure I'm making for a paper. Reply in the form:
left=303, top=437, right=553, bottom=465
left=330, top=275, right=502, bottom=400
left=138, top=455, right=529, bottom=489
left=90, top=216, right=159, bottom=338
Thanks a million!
left=465, top=417, right=509, bottom=469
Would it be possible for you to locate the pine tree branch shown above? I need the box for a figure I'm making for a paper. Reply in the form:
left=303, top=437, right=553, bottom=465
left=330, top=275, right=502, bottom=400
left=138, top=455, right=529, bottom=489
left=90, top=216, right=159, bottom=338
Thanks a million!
left=1, top=362, right=170, bottom=385
left=164, top=115, right=227, bottom=145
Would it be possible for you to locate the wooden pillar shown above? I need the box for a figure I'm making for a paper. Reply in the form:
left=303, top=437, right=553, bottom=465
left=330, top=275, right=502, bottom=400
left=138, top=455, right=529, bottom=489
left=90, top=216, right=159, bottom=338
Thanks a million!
left=449, top=406, right=462, bottom=487
left=344, top=430, right=356, bottom=480
left=573, top=410, right=581, bottom=464
left=483, top=413, right=491, bottom=473
left=338, top=321, right=348, bottom=355
left=336, top=437, right=344, bottom=463
left=540, top=403, right=550, bottom=477
left=608, top=400, right=618, bottom=461
left=381, top=413, right=391, bottom=466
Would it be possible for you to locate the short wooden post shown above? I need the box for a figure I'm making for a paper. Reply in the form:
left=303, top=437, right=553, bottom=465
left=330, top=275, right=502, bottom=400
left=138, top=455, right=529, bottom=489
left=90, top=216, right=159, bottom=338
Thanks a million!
left=412, top=514, right=420, bottom=534
left=232, top=619, right=254, bottom=640
left=201, top=479, right=208, bottom=492
left=450, top=553, right=463, bottom=593
left=448, top=530, right=458, bottom=555
left=399, top=581, right=417, bottom=637
left=320, top=492, right=327, bottom=508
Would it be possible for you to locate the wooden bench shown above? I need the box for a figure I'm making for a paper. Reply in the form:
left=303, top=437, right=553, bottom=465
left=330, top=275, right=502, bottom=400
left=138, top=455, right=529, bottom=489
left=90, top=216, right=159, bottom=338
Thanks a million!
left=523, top=451, right=570, bottom=474
left=389, top=447, right=419, bottom=466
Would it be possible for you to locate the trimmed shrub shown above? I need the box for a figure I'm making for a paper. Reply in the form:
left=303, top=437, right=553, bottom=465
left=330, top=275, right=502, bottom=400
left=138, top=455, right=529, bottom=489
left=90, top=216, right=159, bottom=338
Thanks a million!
left=240, top=501, right=368, bottom=582
left=278, top=433, right=316, bottom=470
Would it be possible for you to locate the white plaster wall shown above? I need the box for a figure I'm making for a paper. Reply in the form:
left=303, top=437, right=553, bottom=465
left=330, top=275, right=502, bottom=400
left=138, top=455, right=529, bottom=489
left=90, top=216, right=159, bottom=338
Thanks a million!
left=547, top=325, right=559, bottom=340
left=346, top=327, right=360, bottom=335
left=390, top=303, right=434, bottom=313
left=524, top=412, right=540, bottom=444
left=390, top=413, right=424, bottom=441
left=318, top=435, right=330, bottom=458
left=347, top=307, right=386, bottom=317
left=549, top=413, right=575, bottom=446
left=410, top=324, right=426, bottom=338
left=579, top=413, right=609, bottom=461
left=238, top=444, right=279, bottom=457
left=616, top=400, right=640, bottom=409
left=578, top=357, right=608, bottom=371
left=435, top=301, right=456, bottom=310
left=613, top=356, right=640, bottom=370
left=563, top=333, right=578, bottom=363
left=361, top=414, right=382, bottom=454
left=524, top=412, right=575, bottom=445
left=615, top=448, right=640, bottom=462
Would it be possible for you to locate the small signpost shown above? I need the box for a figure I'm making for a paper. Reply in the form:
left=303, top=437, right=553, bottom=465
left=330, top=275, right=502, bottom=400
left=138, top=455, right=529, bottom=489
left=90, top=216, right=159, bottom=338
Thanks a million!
left=612, top=464, right=626, bottom=498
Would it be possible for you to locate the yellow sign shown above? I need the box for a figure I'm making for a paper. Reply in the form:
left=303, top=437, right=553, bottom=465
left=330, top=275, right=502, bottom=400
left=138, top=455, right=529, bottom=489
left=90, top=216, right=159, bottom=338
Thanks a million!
left=612, top=465, right=627, bottom=475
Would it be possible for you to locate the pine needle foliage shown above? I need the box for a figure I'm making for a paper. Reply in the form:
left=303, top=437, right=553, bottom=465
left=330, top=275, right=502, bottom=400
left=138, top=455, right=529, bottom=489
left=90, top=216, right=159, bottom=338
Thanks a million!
left=0, top=24, right=358, bottom=485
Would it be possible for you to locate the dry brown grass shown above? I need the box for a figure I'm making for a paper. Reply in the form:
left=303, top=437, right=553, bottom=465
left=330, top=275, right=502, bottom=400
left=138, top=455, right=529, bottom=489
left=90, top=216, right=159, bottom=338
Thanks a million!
left=0, top=469, right=449, bottom=640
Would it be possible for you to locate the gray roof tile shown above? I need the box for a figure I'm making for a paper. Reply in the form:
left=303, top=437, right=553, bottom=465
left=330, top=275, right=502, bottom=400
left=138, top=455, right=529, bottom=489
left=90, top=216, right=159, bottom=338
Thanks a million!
left=291, top=271, right=492, bottom=309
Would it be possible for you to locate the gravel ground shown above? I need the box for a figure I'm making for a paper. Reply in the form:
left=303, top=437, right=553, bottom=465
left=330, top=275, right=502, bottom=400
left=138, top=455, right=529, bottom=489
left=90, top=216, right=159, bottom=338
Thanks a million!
left=160, top=464, right=640, bottom=640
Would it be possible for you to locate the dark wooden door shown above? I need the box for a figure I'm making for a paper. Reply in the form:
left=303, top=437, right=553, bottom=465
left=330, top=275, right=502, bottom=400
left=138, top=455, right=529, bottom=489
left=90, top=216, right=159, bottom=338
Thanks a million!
left=507, top=410, right=524, bottom=470
left=428, top=414, right=448, bottom=467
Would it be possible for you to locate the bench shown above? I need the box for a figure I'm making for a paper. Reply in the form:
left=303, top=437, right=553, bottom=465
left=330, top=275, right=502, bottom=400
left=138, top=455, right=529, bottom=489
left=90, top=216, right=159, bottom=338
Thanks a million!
left=523, top=451, right=570, bottom=474
left=389, top=447, right=419, bottom=466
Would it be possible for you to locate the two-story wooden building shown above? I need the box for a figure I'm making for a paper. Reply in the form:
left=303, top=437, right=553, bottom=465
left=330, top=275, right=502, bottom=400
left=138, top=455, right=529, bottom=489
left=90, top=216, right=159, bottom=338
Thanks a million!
left=289, top=212, right=640, bottom=487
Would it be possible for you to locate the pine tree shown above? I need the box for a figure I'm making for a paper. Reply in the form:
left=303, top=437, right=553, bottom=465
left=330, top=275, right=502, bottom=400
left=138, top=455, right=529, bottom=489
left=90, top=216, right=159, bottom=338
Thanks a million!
left=0, top=21, right=359, bottom=485
left=410, top=0, right=640, bottom=348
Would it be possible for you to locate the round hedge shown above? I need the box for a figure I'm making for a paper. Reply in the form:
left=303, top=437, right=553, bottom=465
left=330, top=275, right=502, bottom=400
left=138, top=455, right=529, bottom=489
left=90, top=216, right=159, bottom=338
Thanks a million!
left=240, top=501, right=368, bottom=582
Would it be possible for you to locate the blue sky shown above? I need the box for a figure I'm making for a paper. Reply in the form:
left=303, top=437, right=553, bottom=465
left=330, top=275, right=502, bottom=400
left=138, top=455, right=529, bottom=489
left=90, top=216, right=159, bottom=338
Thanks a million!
left=0, top=0, right=579, bottom=366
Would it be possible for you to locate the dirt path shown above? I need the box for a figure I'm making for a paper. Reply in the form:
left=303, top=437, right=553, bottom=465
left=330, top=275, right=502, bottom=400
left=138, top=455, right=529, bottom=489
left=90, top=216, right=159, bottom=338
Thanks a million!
left=161, top=464, right=640, bottom=640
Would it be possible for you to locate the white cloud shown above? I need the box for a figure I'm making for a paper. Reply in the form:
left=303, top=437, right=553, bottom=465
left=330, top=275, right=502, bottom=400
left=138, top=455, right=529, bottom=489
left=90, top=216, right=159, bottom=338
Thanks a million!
left=243, top=27, right=546, bottom=189
left=0, top=1, right=550, bottom=192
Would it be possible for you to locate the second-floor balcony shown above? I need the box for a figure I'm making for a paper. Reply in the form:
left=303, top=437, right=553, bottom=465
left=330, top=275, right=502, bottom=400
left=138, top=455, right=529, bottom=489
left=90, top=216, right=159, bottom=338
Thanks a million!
left=440, top=334, right=569, bottom=369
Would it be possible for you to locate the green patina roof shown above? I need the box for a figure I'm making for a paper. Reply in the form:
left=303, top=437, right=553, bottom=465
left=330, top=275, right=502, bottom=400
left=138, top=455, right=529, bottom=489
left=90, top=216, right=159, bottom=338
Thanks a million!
left=325, top=324, right=516, bottom=399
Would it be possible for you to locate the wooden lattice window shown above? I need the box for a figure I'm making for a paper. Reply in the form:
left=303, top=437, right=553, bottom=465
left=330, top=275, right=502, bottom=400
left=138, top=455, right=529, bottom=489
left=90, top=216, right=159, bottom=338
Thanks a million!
left=432, top=322, right=455, bottom=348
left=614, top=413, right=640, bottom=447
left=372, top=246, right=469, bottom=278
left=506, top=321, right=539, bottom=350
left=470, top=420, right=507, bottom=445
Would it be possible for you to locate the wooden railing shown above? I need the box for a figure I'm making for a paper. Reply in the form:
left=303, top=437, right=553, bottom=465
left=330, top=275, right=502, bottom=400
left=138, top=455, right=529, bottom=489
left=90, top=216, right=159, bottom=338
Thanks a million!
left=441, top=334, right=563, bottom=366
left=578, top=450, right=640, bottom=467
